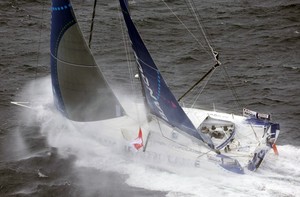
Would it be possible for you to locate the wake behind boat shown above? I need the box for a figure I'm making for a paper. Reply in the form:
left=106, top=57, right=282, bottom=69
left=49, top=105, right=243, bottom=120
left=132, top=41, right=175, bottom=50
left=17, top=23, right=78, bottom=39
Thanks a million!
left=48, top=0, right=280, bottom=174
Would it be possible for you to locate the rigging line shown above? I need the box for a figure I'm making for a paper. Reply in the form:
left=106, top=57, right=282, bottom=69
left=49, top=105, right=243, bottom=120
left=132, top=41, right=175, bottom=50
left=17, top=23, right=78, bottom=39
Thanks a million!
left=249, top=122, right=260, bottom=143
left=88, top=0, right=98, bottom=48
left=189, top=0, right=215, bottom=48
left=119, top=8, right=143, bottom=124
left=161, top=0, right=211, bottom=57
left=120, top=3, right=155, bottom=120
left=222, top=66, right=242, bottom=108
left=221, top=66, right=260, bottom=143
left=119, top=11, right=135, bottom=90
left=184, top=0, right=218, bottom=62
left=191, top=67, right=215, bottom=108
left=135, top=56, right=160, bottom=73
left=221, top=68, right=241, bottom=113
left=184, top=0, right=209, bottom=47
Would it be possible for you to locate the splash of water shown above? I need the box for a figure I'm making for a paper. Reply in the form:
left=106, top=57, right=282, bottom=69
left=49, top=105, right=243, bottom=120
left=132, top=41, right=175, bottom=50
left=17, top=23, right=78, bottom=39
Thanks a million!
left=19, top=76, right=300, bottom=196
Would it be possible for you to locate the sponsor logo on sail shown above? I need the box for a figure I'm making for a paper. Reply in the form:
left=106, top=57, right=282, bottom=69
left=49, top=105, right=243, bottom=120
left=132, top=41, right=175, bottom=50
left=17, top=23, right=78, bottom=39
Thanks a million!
left=135, top=55, right=168, bottom=122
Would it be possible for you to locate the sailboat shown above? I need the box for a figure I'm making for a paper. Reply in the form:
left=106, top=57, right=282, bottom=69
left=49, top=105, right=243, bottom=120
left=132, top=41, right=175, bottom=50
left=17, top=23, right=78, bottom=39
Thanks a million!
left=49, top=0, right=280, bottom=174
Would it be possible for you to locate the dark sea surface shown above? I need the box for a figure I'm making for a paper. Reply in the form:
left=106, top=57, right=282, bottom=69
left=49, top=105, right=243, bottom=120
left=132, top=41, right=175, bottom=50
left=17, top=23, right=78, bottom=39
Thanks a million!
left=0, top=0, right=299, bottom=196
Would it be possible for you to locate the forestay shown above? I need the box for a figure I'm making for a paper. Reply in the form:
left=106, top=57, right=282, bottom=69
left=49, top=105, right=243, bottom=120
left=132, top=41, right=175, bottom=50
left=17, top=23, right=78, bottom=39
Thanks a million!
left=50, top=0, right=124, bottom=121
left=119, top=0, right=214, bottom=149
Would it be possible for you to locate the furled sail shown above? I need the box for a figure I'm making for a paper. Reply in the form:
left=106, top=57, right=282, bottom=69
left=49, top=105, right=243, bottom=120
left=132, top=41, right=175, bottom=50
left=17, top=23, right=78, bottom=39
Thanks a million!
left=50, top=0, right=124, bottom=121
left=119, top=0, right=214, bottom=148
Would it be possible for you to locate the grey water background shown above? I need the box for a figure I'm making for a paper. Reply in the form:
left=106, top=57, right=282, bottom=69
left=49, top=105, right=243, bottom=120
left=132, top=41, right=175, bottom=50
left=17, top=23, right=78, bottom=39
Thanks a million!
left=0, top=0, right=299, bottom=196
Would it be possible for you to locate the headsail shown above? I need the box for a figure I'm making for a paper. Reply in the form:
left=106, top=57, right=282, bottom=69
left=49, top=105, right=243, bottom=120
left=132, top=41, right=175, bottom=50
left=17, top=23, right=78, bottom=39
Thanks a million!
left=50, top=0, right=124, bottom=121
left=119, top=0, right=214, bottom=148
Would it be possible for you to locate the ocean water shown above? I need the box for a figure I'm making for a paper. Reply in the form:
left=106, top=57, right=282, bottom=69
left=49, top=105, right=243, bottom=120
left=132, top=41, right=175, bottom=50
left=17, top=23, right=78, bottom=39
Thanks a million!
left=0, top=0, right=299, bottom=196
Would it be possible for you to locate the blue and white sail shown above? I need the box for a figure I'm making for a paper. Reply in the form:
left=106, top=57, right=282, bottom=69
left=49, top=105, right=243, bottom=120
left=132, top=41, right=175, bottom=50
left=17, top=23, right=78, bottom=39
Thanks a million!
left=50, top=0, right=124, bottom=121
left=119, top=0, right=214, bottom=149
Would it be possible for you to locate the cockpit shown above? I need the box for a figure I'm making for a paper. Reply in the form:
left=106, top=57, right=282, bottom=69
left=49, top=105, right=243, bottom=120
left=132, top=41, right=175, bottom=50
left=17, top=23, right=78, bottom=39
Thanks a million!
left=197, top=116, right=235, bottom=150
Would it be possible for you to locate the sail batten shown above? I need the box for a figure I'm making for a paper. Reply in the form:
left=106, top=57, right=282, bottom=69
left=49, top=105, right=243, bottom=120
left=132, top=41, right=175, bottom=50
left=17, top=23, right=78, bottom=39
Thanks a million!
left=119, top=0, right=214, bottom=148
left=51, top=0, right=124, bottom=121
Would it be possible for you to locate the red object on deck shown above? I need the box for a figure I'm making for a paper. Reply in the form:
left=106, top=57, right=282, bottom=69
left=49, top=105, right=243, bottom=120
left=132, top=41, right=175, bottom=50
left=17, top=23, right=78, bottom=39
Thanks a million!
left=131, top=128, right=143, bottom=150
left=272, top=143, right=279, bottom=155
